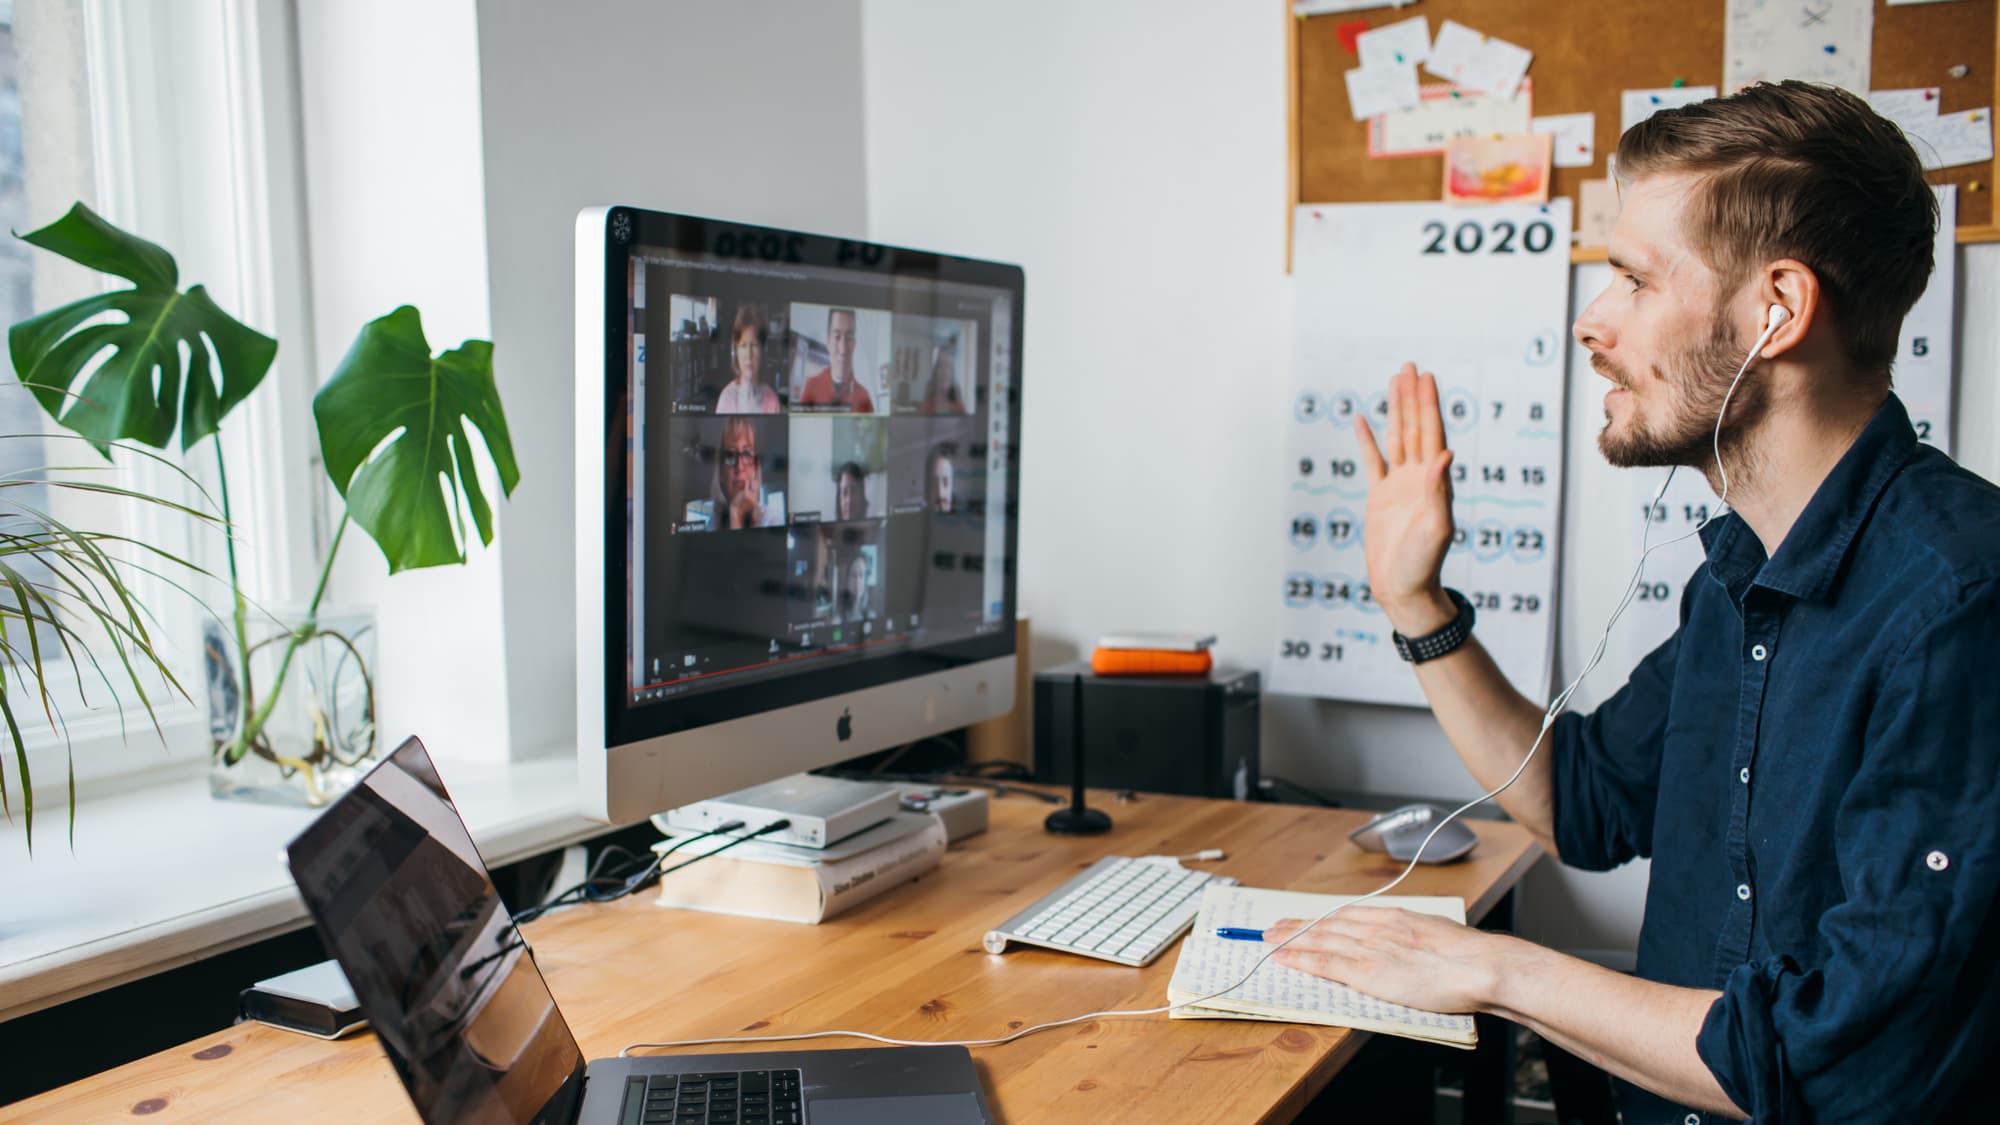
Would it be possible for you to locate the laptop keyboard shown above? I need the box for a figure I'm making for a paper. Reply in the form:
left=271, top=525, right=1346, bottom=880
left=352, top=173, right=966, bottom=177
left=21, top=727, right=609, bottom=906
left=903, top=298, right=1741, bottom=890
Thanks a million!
left=636, top=1068, right=803, bottom=1125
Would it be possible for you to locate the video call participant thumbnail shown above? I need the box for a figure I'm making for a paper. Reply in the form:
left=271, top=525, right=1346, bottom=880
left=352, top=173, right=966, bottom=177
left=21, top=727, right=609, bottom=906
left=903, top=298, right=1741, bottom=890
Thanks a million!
left=789, top=522, right=883, bottom=634
left=715, top=301, right=782, bottom=414
left=793, top=304, right=889, bottom=413
left=888, top=313, right=976, bottom=416
left=644, top=526, right=793, bottom=681
left=787, top=416, right=888, bottom=523
left=888, top=417, right=982, bottom=516
left=675, top=415, right=789, bottom=531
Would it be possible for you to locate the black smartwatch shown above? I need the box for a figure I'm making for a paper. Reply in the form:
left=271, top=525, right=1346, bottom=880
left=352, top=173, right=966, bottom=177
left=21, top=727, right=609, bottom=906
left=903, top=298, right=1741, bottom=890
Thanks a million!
left=1392, top=588, right=1475, bottom=664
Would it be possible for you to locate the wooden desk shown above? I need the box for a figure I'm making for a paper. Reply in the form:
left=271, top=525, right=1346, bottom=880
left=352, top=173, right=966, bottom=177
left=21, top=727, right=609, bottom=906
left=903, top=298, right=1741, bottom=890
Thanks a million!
left=12, top=791, right=1541, bottom=1123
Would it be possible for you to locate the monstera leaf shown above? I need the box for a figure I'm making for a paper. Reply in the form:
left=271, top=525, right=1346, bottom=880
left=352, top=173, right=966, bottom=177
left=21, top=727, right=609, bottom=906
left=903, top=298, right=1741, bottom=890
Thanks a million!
left=313, top=306, right=520, bottom=573
left=8, top=203, right=276, bottom=451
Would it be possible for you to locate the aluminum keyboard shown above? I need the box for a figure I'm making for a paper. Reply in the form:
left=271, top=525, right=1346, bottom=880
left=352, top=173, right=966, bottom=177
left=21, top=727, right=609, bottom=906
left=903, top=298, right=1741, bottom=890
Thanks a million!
left=981, top=855, right=1237, bottom=966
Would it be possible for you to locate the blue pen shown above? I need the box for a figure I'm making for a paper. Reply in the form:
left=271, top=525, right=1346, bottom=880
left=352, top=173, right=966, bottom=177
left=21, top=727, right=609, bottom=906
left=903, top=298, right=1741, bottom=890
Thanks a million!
left=1214, top=927, right=1265, bottom=942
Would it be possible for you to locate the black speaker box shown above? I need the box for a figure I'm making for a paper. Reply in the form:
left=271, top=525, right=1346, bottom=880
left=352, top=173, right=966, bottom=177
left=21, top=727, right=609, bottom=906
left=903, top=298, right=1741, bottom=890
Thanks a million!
left=1032, top=663, right=1260, bottom=800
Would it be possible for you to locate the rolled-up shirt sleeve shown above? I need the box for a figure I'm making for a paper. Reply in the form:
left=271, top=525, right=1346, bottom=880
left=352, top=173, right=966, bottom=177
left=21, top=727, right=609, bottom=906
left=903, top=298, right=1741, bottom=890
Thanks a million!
left=1547, top=578, right=1693, bottom=871
left=1696, top=579, right=2000, bottom=1121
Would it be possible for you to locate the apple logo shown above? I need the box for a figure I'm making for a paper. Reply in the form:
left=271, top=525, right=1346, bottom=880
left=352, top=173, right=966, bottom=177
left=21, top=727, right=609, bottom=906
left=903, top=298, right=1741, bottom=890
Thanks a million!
left=836, top=708, right=853, bottom=742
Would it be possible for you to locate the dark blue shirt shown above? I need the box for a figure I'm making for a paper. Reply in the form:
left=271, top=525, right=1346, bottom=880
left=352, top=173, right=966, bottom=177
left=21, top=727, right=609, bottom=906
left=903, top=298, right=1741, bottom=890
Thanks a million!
left=1549, top=395, right=2000, bottom=1124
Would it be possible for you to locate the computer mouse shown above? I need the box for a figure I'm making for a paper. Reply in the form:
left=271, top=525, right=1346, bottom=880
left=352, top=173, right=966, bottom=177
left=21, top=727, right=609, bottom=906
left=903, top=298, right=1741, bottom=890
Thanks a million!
left=1348, top=803, right=1478, bottom=863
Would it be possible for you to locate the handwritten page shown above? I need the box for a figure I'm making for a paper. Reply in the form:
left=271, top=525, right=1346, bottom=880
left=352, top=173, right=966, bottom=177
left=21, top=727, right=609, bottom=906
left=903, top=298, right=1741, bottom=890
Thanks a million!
left=1903, top=108, right=1993, bottom=171
left=1869, top=87, right=1942, bottom=130
left=1532, top=112, right=1596, bottom=168
left=1346, top=62, right=1421, bottom=121
left=1167, top=886, right=1476, bottom=1048
left=1356, top=16, right=1430, bottom=71
left=1724, top=0, right=1872, bottom=94
left=1371, top=82, right=1532, bottom=158
left=1619, top=86, right=1718, bottom=134
left=1425, top=20, right=1531, bottom=100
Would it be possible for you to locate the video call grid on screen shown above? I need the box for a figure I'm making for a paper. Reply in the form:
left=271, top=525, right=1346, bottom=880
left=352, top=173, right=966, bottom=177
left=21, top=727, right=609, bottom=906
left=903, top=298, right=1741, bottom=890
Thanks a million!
left=626, top=248, right=1010, bottom=703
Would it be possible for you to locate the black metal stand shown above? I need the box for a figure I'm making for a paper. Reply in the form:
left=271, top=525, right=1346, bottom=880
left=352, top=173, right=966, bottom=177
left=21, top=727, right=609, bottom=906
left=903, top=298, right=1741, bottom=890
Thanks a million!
left=1045, top=673, right=1111, bottom=835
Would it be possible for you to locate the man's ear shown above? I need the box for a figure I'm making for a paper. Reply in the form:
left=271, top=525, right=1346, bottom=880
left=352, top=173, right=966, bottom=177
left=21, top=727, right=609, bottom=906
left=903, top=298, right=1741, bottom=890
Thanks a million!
left=1758, top=260, right=1820, bottom=359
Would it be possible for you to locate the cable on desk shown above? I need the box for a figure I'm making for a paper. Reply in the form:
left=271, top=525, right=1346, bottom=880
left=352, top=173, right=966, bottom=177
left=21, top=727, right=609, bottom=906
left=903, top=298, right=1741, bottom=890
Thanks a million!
left=623, top=473, right=1698, bottom=1059
left=514, top=819, right=794, bottom=925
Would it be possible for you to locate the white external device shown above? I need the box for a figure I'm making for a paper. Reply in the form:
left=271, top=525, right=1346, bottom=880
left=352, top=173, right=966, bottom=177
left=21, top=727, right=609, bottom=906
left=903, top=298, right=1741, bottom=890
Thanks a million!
left=663, top=773, right=902, bottom=849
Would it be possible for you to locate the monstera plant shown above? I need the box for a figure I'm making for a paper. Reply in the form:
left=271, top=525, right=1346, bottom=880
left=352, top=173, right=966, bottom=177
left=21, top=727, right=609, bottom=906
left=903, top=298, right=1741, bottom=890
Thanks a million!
left=7, top=202, right=519, bottom=810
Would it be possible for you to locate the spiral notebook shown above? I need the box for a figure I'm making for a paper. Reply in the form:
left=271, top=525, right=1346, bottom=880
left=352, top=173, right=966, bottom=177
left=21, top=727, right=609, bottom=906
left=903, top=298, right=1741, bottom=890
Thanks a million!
left=1166, top=885, right=1477, bottom=1049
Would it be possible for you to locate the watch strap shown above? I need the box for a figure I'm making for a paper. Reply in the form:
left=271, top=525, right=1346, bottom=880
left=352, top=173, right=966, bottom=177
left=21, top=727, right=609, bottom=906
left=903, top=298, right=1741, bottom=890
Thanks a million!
left=1392, top=588, right=1475, bottom=664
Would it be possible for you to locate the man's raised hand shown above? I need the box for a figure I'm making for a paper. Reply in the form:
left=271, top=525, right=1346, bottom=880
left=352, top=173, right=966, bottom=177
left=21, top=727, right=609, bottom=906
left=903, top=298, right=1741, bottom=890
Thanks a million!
left=1355, top=364, right=1458, bottom=636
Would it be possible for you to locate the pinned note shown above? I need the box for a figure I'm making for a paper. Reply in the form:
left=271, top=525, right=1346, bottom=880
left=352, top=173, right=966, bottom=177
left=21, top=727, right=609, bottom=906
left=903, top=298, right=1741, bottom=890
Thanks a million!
left=1904, top=108, right=1994, bottom=171
left=1578, top=179, right=1620, bottom=249
left=1426, top=20, right=1533, bottom=100
left=1532, top=112, right=1596, bottom=168
left=1370, top=82, right=1533, bottom=158
left=1725, top=0, right=1872, bottom=94
left=1356, top=16, right=1430, bottom=71
left=1346, top=62, right=1421, bottom=121
left=1869, top=88, right=1942, bottom=130
left=1619, top=86, right=1718, bottom=133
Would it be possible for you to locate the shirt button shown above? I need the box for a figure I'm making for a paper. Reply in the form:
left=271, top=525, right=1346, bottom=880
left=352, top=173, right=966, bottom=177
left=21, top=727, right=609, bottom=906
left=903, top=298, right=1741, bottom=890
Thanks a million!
left=1927, top=851, right=1950, bottom=871
left=1739, top=767, right=1750, bottom=784
left=1750, top=643, right=1769, bottom=661
left=1736, top=883, right=1751, bottom=901
left=1686, top=1116, right=1702, bottom=1125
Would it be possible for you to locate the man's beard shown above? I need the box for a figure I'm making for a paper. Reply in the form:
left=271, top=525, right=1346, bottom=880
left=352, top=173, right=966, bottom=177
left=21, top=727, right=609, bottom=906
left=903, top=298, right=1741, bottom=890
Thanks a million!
left=1596, top=309, right=1768, bottom=470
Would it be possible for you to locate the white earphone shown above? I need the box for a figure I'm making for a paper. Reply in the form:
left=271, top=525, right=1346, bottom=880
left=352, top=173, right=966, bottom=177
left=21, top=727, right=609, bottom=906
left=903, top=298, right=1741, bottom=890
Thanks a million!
left=1766, top=303, right=1790, bottom=331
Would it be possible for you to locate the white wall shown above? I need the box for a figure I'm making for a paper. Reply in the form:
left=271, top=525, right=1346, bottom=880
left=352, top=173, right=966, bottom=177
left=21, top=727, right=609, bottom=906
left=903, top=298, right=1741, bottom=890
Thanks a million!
left=860, top=0, right=2000, bottom=953
left=295, top=0, right=511, bottom=765
left=473, top=0, right=872, bottom=759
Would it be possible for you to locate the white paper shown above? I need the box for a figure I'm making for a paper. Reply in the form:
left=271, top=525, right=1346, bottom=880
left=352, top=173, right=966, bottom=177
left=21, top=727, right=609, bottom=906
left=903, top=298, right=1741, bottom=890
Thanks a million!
left=1167, top=887, right=1473, bottom=1043
left=1725, top=0, right=1872, bottom=94
left=1533, top=112, right=1596, bottom=168
left=1869, top=87, right=1942, bottom=130
left=1294, top=0, right=1417, bottom=15
left=1885, top=0, right=1965, bottom=6
left=1346, top=62, right=1421, bottom=121
left=1357, top=15, right=1430, bottom=70
left=1425, top=19, right=1531, bottom=99
left=1279, top=202, right=1572, bottom=706
left=1898, top=186, right=1958, bottom=453
left=1903, top=108, right=1994, bottom=171
left=1619, top=86, right=1719, bottom=134
left=1372, top=82, right=1533, bottom=157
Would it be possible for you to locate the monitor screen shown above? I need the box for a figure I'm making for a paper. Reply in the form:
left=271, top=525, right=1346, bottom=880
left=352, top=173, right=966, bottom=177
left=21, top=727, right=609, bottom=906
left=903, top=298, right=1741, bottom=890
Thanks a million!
left=584, top=208, right=1022, bottom=754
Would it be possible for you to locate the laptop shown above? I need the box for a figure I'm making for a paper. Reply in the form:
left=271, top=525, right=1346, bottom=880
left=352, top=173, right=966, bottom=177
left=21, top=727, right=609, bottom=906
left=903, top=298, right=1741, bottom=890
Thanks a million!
left=286, top=736, right=993, bottom=1125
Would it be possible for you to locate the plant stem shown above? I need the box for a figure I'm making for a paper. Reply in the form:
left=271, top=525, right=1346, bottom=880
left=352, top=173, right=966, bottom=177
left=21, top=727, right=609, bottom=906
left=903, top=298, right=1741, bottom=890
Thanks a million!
left=214, top=433, right=256, bottom=765
left=234, top=512, right=349, bottom=761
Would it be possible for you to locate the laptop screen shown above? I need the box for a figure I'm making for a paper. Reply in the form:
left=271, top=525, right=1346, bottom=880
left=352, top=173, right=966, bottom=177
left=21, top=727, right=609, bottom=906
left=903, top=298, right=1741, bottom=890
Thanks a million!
left=287, top=737, right=586, bottom=1124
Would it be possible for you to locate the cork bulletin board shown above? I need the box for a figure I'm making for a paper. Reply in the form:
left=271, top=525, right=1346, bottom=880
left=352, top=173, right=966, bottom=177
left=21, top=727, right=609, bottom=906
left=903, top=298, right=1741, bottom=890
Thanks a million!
left=1286, top=0, right=2000, bottom=264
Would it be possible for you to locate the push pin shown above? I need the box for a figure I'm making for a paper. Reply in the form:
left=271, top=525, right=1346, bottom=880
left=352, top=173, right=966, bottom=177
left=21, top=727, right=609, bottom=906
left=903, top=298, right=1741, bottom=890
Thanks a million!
left=1970, top=181, right=1985, bottom=194
left=1823, top=44, right=1837, bottom=55
left=1948, top=64, right=1970, bottom=79
left=1671, top=77, right=1685, bottom=88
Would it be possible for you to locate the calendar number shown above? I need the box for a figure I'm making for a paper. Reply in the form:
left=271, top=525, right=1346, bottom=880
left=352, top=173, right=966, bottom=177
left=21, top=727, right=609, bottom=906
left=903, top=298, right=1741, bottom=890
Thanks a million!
left=1637, top=581, right=1671, bottom=602
left=1421, top=219, right=1558, bottom=257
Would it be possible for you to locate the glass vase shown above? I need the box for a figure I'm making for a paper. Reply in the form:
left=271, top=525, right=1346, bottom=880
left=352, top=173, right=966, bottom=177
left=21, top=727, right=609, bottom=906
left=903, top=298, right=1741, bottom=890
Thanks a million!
left=206, top=604, right=379, bottom=807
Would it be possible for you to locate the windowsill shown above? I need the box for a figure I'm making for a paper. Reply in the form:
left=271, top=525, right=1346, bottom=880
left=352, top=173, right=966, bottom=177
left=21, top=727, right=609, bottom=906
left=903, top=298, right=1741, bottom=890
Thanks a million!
left=0, top=749, right=603, bottom=1024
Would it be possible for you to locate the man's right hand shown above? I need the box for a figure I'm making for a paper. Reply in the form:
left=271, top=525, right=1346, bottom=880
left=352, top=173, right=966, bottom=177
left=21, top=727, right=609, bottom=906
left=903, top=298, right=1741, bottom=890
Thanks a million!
left=1356, top=364, right=1458, bottom=636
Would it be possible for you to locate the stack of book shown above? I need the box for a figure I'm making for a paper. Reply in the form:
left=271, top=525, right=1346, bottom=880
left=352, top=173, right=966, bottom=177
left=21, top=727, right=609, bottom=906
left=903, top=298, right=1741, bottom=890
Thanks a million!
left=649, top=810, right=947, bottom=924
left=1091, top=631, right=1216, bottom=676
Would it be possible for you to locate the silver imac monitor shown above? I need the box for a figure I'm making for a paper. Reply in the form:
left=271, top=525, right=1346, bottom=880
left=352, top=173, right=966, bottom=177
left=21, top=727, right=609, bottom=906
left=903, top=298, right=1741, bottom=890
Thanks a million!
left=575, top=206, right=1023, bottom=824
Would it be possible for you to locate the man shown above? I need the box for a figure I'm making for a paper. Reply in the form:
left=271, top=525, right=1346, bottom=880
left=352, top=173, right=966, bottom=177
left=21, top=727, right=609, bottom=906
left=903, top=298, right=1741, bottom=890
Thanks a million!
left=1269, top=82, right=2000, bottom=1122
left=798, top=307, right=876, bottom=411
left=836, top=460, right=870, bottom=521
left=925, top=444, right=955, bottom=514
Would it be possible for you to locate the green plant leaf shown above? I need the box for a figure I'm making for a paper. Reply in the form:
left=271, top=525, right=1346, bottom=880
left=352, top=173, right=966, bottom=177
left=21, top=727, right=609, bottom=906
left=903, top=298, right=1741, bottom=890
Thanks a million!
left=8, top=202, right=276, bottom=452
left=314, top=306, right=519, bottom=573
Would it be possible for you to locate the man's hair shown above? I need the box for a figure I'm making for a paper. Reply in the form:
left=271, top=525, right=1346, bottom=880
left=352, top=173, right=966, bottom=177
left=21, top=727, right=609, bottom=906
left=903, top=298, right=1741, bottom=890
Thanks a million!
left=732, top=302, right=766, bottom=347
left=1615, top=80, right=1936, bottom=376
left=827, top=307, right=856, bottom=333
